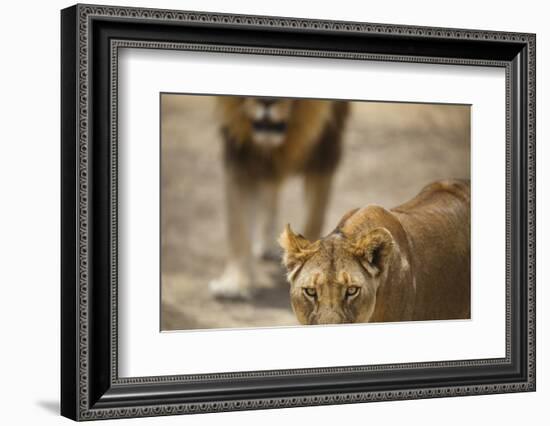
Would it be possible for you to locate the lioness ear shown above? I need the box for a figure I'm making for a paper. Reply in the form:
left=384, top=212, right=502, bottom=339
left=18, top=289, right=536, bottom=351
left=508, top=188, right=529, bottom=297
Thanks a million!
left=278, top=224, right=319, bottom=273
left=352, top=228, right=394, bottom=276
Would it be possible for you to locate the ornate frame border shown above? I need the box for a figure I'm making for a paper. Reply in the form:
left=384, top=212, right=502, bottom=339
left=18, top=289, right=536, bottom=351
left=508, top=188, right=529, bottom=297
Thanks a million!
left=61, top=3, right=536, bottom=421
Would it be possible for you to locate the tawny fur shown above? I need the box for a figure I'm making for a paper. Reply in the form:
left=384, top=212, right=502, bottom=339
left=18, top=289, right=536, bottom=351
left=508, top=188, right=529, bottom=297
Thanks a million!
left=279, top=179, right=471, bottom=324
left=218, top=97, right=349, bottom=180
left=210, top=97, right=349, bottom=299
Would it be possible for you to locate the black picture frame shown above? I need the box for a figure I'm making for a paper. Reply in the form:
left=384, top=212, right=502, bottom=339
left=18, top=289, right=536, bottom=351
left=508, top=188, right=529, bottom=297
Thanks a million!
left=61, top=3, right=536, bottom=421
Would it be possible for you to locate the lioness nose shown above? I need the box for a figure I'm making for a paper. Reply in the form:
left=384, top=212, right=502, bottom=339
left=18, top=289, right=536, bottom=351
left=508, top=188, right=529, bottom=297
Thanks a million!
left=316, top=310, right=345, bottom=325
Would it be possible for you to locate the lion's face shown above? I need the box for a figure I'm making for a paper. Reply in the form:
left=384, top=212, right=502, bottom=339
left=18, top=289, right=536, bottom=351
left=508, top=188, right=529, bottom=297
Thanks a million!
left=241, top=97, right=294, bottom=148
left=218, top=96, right=338, bottom=154
left=278, top=224, right=394, bottom=325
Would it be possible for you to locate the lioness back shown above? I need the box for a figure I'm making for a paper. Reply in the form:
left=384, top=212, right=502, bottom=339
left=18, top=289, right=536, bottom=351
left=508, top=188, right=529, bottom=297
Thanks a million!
left=391, top=179, right=470, bottom=320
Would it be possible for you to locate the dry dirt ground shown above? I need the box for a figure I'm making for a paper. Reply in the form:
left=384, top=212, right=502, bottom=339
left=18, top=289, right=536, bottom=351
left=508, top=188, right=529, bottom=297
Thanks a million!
left=160, top=95, right=470, bottom=331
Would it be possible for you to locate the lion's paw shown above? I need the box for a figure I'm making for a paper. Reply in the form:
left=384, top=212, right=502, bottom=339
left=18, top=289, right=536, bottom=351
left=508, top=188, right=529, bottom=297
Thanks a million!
left=208, top=268, right=253, bottom=300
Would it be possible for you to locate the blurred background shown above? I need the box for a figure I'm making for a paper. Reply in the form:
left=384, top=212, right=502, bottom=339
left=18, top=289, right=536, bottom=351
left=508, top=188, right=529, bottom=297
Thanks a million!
left=160, top=95, right=470, bottom=331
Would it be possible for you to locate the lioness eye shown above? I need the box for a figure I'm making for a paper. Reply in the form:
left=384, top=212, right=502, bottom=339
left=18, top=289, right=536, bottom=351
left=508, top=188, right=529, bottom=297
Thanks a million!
left=346, top=287, right=360, bottom=297
left=303, top=288, right=317, bottom=298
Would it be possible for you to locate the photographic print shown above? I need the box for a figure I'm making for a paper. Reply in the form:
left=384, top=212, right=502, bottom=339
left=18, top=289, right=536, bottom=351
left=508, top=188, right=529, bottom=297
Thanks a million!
left=61, top=6, right=535, bottom=419
left=160, top=94, right=471, bottom=331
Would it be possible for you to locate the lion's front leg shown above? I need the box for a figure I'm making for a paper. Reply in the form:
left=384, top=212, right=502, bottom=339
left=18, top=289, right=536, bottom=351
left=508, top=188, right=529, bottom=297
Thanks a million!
left=303, top=173, right=333, bottom=241
left=209, top=169, right=255, bottom=299
left=252, top=180, right=281, bottom=262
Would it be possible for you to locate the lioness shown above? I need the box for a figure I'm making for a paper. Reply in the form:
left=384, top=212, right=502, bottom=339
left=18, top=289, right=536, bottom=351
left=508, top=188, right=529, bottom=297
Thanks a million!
left=209, top=97, right=349, bottom=299
left=279, top=179, right=470, bottom=324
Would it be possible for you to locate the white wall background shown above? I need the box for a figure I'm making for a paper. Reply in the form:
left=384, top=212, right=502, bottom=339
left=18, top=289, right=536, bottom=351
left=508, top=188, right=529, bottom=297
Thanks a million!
left=0, top=0, right=546, bottom=424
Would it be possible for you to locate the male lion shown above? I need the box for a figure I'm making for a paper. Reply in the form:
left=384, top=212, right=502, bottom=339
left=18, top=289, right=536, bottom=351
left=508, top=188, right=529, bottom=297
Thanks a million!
left=279, top=179, right=470, bottom=324
left=209, top=97, right=349, bottom=299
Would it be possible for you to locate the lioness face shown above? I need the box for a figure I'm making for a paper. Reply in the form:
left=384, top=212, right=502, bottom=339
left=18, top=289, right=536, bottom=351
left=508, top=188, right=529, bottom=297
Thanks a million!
left=279, top=225, right=394, bottom=325
left=242, top=97, right=294, bottom=148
